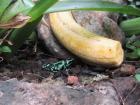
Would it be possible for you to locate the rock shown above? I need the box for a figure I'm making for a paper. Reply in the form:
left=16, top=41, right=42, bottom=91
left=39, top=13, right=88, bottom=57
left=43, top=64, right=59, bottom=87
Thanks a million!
left=67, top=76, right=79, bottom=85
left=103, top=17, right=125, bottom=44
left=110, top=77, right=140, bottom=105
left=119, top=64, right=135, bottom=75
left=72, top=11, right=125, bottom=44
left=37, top=16, right=72, bottom=59
left=89, top=81, right=120, bottom=105
left=0, top=77, right=139, bottom=105
left=109, top=64, right=136, bottom=77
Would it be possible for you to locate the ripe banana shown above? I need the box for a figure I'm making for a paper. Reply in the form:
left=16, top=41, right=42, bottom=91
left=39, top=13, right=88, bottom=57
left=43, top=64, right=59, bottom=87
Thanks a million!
left=49, top=11, right=124, bottom=67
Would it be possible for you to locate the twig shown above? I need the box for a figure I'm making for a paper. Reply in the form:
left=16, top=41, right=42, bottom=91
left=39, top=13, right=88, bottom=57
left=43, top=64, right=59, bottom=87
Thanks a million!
left=0, top=29, right=12, bottom=45
left=0, top=57, right=3, bottom=62
left=110, top=80, right=126, bottom=105
left=42, top=16, right=50, bottom=29
left=123, top=83, right=137, bottom=103
left=135, top=98, right=140, bottom=105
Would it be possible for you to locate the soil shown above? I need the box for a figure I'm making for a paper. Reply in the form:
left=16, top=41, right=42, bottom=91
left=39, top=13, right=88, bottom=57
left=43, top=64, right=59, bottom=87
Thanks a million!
left=0, top=41, right=109, bottom=82
left=0, top=40, right=139, bottom=105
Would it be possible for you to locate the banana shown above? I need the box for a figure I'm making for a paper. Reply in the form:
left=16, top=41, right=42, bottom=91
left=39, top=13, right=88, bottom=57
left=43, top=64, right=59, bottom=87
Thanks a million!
left=49, top=11, right=124, bottom=67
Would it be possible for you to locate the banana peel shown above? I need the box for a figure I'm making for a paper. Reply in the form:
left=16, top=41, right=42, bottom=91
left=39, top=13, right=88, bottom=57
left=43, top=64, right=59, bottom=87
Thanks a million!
left=49, top=11, right=124, bottom=67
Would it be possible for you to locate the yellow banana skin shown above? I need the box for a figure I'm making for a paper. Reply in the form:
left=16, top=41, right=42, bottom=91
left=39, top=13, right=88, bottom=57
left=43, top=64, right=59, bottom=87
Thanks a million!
left=49, top=11, right=124, bottom=67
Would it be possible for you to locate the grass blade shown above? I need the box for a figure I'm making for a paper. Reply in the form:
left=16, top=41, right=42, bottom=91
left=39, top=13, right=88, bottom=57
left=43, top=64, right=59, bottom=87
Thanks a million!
left=46, top=0, right=140, bottom=16
left=8, top=17, right=42, bottom=52
left=5, top=0, right=58, bottom=54
left=28, top=0, right=58, bottom=22
left=0, top=0, right=11, bottom=17
left=0, top=0, right=33, bottom=23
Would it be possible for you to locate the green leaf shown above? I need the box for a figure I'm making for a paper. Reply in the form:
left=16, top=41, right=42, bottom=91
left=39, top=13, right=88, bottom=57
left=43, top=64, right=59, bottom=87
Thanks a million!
left=28, top=0, right=58, bottom=22
left=120, top=17, right=140, bottom=35
left=133, top=40, right=140, bottom=47
left=0, top=46, right=11, bottom=53
left=0, top=0, right=11, bottom=17
left=46, top=0, right=140, bottom=16
left=136, top=48, right=140, bottom=56
left=135, top=74, right=140, bottom=82
left=2, top=0, right=58, bottom=55
left=126, top=48, right=140, bottom=59
left=126, top=51, right=139, bottom=59
left=126, top=43, right=136, bottom=50
left=8, top=16, right=42, bottom=53
left=28, top=31, right=37, bottom=42
left=0, top=0, right=33, bottom=23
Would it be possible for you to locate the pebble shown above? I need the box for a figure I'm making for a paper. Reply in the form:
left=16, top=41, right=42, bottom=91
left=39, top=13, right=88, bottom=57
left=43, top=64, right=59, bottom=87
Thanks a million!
left=67, top=76, right=79, bottom=85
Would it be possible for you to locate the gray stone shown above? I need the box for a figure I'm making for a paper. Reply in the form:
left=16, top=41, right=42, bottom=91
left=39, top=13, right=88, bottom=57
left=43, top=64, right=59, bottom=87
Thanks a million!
left=0, top=77, right=139, bottom=105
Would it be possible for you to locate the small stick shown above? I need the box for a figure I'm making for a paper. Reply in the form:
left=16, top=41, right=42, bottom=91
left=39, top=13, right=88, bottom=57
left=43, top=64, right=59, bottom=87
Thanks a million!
left=0, top=29, right=12, bottom=45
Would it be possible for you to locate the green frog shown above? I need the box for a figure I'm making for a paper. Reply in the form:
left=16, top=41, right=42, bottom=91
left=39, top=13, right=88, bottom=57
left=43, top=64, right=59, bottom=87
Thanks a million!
left=42, top=58, right=74, bottom=73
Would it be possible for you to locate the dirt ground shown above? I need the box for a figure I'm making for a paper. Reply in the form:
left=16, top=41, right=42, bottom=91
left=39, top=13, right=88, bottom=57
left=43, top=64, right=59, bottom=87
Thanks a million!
left=0, top=41, right=139, bottom=105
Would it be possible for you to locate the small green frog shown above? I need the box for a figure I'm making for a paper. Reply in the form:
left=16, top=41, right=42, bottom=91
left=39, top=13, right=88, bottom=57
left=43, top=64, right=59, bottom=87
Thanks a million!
left=42, top=58, right=74, bottom=73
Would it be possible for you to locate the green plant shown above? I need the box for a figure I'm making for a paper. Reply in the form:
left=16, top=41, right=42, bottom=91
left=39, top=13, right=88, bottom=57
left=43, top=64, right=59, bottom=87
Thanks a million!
left=0, top=0, right=140, bottom=59
left=0, top=0, right=58, bottom=55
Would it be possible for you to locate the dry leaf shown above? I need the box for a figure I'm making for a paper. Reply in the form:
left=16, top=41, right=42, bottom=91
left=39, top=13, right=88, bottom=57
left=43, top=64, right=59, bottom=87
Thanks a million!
left=0, top=14, right=31, bottom=29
